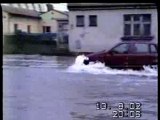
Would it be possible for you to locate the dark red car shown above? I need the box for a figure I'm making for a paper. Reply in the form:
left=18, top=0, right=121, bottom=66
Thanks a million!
left=83, top=41, right=158, bottom=69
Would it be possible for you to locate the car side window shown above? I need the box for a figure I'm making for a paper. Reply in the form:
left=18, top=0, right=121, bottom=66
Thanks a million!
left=111, top=43, right=129, bottom=54
left=130, top=43, right=149, bottom=53
left=150, top=44, right=157, bottom=53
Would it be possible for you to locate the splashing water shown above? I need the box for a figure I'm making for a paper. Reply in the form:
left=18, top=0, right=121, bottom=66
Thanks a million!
left=67, top=55, right=158, bottom=77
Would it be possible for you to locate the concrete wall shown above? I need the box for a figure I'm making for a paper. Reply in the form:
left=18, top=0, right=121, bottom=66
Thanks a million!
left=69, top=9, right=158, bottom=52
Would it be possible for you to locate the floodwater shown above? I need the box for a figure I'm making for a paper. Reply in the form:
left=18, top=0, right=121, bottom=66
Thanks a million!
left=3, top=54, right=158, bottom=120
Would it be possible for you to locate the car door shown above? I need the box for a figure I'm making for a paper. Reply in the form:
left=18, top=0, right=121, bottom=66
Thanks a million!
left=127, top=43, right=151, bottom=68
left=105, top=43, right=130, bottom=68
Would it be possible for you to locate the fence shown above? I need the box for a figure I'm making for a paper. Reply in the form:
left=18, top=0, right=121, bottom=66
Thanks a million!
left=3, top=32, right=70, bottom=55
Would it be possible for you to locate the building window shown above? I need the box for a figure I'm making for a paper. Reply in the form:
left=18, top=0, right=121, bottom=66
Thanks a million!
left=124, top=14, right=151, bottom=36
left=76, top=15, right=84, bottom=27
left=27, top=25, right=31, bottom=33
left=89, top=15, right=97, bottom=26
left=46, top=26, right=51, bottom=32
left=14, top=24, right=18, bottom=32
left=43, top=26, right=51, bottom=33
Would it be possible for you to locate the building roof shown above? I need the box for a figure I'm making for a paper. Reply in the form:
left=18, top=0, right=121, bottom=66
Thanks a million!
left=41, top=9, right=68, bottom=16
left=40, top=9, right=68, bottom=21
left=68, top=3, right=157, bottom=10
left=53, top=9, right=69, bottom=16
left=1, top=5, right=41, bottom=19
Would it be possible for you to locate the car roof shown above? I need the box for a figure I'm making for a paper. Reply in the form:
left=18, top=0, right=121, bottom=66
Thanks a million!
left=120, top=41, right=157, bottom=44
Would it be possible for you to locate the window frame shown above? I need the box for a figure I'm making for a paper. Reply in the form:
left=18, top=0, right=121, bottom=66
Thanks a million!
left=76, top=15, right=85, bottom=27
left=89, top=15, right=97, bottom=27
left=124, top=14, right=151, bottom=37
left=46, top=26, right=51, bottom=32
left=43, top=26, right=51, bottom=33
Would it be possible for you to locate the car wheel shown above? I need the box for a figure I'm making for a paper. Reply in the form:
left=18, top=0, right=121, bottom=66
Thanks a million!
left=104, top=62, right=108, bottom=66
left=149, top=65, right=157, bottom=69
left=83, top=60, right=89, bottom=65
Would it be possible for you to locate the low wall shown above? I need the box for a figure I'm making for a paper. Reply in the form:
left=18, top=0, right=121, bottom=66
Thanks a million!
left=3, top=34, right=73, bottom=56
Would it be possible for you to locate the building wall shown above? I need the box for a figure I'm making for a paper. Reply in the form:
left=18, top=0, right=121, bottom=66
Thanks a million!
left=41, top=20, right=58, bottom=32
left=2, top=11, right=10, bottom=34
left=69, top=9, right=158, bottom=52
left=9, top=15, right=42, bottom=33
left=41, top=10, right=68, bottom=20
left=40, top=10, right=68, bottom=33
left=3, top=10, right=69, bottom=34
left=57, top=20, right=69, bottom=34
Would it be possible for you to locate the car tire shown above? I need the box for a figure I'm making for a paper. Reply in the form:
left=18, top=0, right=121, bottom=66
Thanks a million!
left=104, top=62, right=108, bottom=66
left=83, top=60, right=89, bottom=65
left=149, top=65, right=157, bottom=69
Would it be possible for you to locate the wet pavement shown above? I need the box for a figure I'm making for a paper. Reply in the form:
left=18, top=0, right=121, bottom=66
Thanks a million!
left=3, top=55, right=158, bottom=120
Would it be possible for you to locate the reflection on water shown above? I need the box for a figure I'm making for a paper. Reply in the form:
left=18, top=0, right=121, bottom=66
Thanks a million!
left=3, top=54, right=75, bottom=68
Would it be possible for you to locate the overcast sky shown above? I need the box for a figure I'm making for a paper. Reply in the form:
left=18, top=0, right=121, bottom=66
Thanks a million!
left=53, top=3, right=68, bottom=11
left=1, top=3, right=68, bottom=12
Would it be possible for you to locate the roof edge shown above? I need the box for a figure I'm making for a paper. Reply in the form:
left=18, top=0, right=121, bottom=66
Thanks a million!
left=68, top=3, right=157, bottom=11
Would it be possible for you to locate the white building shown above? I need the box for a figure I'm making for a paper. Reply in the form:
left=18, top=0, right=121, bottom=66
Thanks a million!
left=68, top=3, right=157, bottom=53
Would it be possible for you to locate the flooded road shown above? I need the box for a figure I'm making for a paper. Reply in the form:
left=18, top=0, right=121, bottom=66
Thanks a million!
left=3, top=55, right=158, bottom=120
